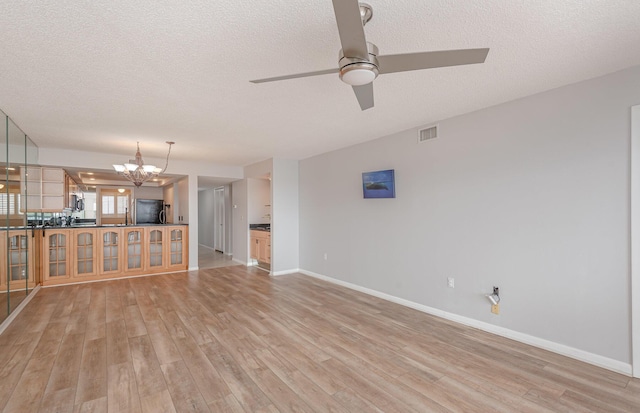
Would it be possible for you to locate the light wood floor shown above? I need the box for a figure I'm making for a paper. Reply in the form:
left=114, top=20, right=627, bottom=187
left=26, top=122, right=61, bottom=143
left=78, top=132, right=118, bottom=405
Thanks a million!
left=0, top=267, right=639, bottom=413
left=198, top=245, right=239, bottom=270
left=0, top=290, right=30, bottom=325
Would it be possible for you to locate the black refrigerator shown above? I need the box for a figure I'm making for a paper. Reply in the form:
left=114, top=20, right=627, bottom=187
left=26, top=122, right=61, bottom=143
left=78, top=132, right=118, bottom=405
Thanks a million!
left=135, top=199, right=165, bottom=224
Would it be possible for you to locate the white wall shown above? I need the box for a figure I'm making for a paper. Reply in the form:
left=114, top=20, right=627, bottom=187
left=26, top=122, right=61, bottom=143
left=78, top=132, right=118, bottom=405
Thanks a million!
left=163, top=184, right=175, bottom=224
left=232, top=179, right=248, bottom=264
left=247, top=178, right=270, bottom=224
left=177, top=177, right=189, bottom=223
left=272, top=159, right=299, bottom=274
left=299, top=65, right=640, bottom=369
left=224, top=184, right=233, bottom=255
left=198, top=188, right=215, bottom=248
left=132, top=186, right=163, bottom=200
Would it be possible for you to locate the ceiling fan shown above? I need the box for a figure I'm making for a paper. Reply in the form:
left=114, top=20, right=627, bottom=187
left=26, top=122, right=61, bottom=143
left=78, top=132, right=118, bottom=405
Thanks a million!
left=250, top=1, right=489, bottom=111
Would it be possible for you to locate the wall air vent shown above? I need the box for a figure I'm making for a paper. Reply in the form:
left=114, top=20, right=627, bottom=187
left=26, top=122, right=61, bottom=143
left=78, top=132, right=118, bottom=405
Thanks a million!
left=418, top=125, right=438, bottom=143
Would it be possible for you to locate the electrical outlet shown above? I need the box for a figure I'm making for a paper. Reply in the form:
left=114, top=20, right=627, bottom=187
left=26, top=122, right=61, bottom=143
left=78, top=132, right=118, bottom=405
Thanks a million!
left=323, top=253, right=328, bottom=261
left=447, top=277, right=455, bottom=288
left=491, top=304, right=500, bottom=315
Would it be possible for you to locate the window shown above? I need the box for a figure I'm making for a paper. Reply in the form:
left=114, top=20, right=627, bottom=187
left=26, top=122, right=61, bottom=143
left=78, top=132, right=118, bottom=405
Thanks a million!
left=102, top=194, right=129, bottom=217
left=0, top=192, right=21, bottom=215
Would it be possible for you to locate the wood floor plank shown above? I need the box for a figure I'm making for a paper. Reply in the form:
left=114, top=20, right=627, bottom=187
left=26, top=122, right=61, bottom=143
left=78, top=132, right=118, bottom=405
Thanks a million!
left=107, top=361, right=142, bottom=413
left=139, top=389, right=176, bottom=413
left=128, top=335, right=167, bottom=398
left=74, top=396, right=108, bottom=413
left=85, top=284, right=107, bottom=341
left=124, top=305, right=148, bottom=338
left=75, top=337, right=107, bottom=406
left=144, top=319, right=182, bottom=365
left=2, top=352, right=57, bottom=413
left=1, top=268, right=639, bottom=413
left=107, top=319, right=131, bottom=366
left=160, top=360, right=211, bottom=413
left=38, top=387, right=75, bottom=413
left=44, top=332, right=84, bottom=394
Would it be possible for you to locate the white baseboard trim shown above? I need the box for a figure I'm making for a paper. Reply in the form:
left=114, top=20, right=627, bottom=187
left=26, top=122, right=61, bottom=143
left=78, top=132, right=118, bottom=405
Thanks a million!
left=271, top=268, right=300, bottom=276
left=188, top=266, right=199, bottom=271
left=233, top=258, right=252, bottom=266
left=198, top=244, right=216, bottom=251
left=299, top=269, right=632, bottom=376
left=0, top=286, right=42, bottom=336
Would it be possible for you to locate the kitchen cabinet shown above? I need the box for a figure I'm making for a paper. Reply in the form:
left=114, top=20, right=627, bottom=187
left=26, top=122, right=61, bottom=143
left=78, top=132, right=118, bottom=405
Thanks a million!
left=72, top=229, right=98, bottom=277
left=20, top=166, right=65, bottom=212
left=250, top=230, right=270, bottom=264
left=36, top=225, right=188, bottom=286
left=0, top=230, right=37, bottom=290
left=124, top=228, right=144, bottom=273
left=167, top=226, right=187, bottom=270
left=146, top=227, right=165, bottom=271
left=99, top=230, right=122, bottom=275
left=42, top=229, right=72, bottom=281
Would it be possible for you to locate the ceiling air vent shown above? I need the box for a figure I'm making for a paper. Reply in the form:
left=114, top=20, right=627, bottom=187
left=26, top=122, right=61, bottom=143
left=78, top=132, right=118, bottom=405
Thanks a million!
left=418, top=125, right=438, bottom=143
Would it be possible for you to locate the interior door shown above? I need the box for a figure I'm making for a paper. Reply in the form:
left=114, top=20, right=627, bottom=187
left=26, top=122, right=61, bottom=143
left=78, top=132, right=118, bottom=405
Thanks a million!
left=214, top=187, right=225, bottom=252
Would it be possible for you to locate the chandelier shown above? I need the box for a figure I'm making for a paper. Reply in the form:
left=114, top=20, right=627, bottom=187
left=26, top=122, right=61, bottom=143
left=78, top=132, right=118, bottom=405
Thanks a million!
left=113, top=141, right=174, bottom=187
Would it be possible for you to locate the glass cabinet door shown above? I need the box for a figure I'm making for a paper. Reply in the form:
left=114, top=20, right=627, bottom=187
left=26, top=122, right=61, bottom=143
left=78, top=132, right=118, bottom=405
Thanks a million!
left=125, top=229, right=143, bottom=272
left=168, top=228, right=185, bottom=269
left=101, top=231, right=120, bottom=274
left=8, top=234, right=30, bottom=282
left=148, top=229, right=164, bottom=269
left=44, top=231, right=70, bottom=280
left=75, top=230, right=97, bottom=276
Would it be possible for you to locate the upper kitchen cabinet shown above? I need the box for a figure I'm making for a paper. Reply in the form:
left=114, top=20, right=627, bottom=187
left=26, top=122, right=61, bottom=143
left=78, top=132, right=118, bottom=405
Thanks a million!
left=20, top=166, right=66, bottom=212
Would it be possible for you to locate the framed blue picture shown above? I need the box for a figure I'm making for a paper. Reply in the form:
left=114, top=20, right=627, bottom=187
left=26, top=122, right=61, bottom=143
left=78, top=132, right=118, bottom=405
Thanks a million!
left=362, top=169, right=395, bottom=199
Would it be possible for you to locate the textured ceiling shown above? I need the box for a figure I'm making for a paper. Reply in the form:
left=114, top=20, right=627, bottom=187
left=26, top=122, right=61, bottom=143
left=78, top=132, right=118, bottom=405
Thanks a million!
left=1, top=0, right=639, bottom=167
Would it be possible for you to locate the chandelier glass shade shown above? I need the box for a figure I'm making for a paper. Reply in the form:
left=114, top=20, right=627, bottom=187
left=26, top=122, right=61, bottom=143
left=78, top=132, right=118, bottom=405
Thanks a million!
left=113, top=141, right=174, bottom=187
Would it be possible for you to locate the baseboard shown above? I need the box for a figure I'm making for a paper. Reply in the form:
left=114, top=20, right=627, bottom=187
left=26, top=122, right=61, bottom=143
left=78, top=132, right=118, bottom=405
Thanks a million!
left=0, top=286, right=42, bottom=336
left=271, top=268, right=300, bottom=276
left=233, top=258, right=252, bottom=266
left=198, top=243, right=216, bottom=251
left=299, top=269, right=632, bottom=376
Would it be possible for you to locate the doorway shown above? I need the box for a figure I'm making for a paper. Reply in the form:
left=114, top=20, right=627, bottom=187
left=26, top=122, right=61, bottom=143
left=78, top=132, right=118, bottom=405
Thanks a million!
left=214, top=187, right=225, bottom=252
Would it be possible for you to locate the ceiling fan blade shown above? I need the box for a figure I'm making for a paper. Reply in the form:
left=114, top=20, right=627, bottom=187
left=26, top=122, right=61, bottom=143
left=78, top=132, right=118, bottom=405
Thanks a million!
left=352, top=83, right=374, bottom=110
left=250, top=68, right=339, bottom=84
left=332, top=0, right=368, bottom=59
left=377, top=48, right=490, bottom=75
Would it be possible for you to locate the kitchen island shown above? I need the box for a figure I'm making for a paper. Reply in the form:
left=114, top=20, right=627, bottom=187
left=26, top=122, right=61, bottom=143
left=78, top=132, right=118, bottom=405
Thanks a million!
left=36, top=224, right=188, bottom=286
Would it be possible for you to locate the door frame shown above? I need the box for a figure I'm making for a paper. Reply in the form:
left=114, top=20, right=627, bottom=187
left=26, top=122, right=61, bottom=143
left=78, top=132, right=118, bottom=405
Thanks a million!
left=631, top=104, right=640, bottom=377
left=213, top=186, right=225, bottom=253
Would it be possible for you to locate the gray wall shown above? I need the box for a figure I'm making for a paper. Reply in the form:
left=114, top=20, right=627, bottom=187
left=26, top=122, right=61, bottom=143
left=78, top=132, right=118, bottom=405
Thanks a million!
left=198, top=188, right=215, bottom=248
left=299, top=65, right=640, bottom=365
left=132, top=186, right=163, bottom=200
left=248, top=178, right=271, bottom=224
left=272, top=159, right=299, bottom=274
left=232, top=179, right=248, bottom=264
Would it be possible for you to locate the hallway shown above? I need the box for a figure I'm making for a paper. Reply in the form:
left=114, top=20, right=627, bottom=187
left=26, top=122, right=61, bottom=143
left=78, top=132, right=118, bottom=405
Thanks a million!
left=197, top=245, right=239, bottom=269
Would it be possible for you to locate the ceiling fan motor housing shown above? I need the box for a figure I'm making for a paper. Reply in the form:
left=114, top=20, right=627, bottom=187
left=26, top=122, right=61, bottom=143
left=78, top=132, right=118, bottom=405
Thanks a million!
left=339, top=42, right=379, bottom=86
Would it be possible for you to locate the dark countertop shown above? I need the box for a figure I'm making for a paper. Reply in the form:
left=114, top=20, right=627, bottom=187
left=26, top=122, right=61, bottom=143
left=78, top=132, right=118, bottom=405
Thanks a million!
left=1, top=223, right=188, bottom=230
left=250, top=224, right=270, bottom=232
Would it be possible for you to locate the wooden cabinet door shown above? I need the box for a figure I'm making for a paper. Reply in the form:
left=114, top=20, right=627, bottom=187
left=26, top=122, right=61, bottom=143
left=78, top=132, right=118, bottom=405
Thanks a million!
left=5, top=231, right=36, bottom=288
left=250, top=234, right=258, bottom=259
left=98, top=230, right=122, bottom=275
left=261, top=234, right=271, bottom=264
left=146, top=227, right=165, bottom=273
left=124, top=228, right=144, bottom=274
left=166, top=227, right=187, bottom=271
left=43, top=229, right=72, bottom=282
left=72, top=229, right=98, bottom=277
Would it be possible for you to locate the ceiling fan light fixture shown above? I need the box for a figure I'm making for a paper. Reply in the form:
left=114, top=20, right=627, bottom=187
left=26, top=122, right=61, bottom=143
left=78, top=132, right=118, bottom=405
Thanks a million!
left=339, top=62, right=379, bottom=86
